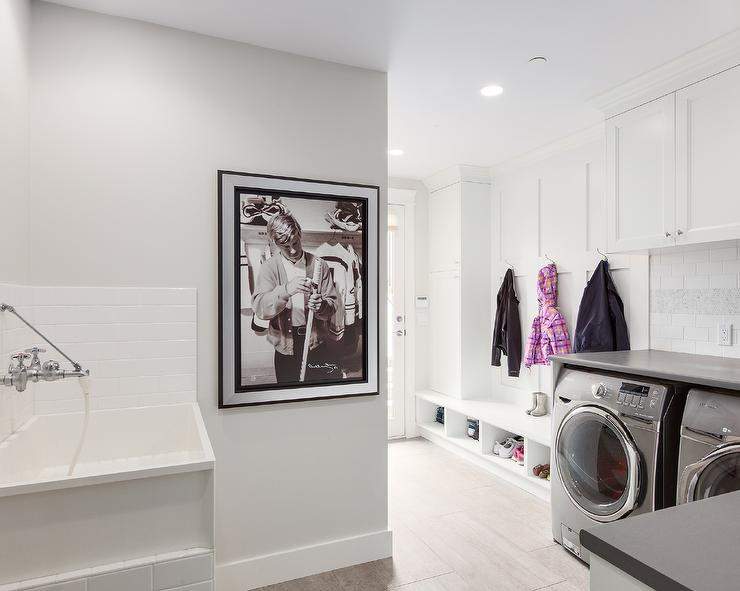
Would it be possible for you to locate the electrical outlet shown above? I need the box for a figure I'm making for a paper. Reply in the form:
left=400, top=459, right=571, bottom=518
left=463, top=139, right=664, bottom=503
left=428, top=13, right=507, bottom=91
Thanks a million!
left=718, top=322, right=733, bottom=346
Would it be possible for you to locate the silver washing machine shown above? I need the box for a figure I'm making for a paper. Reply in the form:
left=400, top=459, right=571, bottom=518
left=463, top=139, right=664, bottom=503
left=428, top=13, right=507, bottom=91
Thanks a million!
left=551, top=368, right=683, bottom=563
left=677, top=388, right=740, bottom=505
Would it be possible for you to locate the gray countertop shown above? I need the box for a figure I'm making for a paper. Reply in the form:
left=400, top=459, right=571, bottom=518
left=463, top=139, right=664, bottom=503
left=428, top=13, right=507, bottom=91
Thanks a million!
left=550, top=349, right=740, bottom=391
left=581, top=492, right=740, bottom=591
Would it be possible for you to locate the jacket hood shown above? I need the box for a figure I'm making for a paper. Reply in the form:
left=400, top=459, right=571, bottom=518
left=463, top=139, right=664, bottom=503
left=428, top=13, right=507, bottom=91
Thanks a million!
left=537, top=263, right=558, bottom=308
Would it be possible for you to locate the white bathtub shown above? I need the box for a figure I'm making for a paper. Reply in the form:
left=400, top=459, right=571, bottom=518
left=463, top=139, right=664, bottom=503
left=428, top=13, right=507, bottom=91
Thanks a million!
left=0, top=403, right=215, bottom=586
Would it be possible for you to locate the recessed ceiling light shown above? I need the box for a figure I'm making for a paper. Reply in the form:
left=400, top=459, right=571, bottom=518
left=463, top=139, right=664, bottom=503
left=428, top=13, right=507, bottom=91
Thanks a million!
left=388, top=148, right=404, bottom=156
left=529, top=56, right=548, bottom=64
left=480, top=84, right=504, bottom=97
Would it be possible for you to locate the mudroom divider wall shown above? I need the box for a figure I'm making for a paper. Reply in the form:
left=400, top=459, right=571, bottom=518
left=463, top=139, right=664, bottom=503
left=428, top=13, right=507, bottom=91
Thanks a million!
left=416, top=127, right=650, bottom=500
left=490, top=128, right=650, bottom=404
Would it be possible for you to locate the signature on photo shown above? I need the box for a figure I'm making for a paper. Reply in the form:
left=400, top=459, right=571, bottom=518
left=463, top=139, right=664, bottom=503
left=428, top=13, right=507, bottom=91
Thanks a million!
left=307, top=362, right=340, bottom=375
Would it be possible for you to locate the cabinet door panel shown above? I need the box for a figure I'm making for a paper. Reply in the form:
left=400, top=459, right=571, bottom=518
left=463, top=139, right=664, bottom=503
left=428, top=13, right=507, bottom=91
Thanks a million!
left=429, top=184, right=461, bottom=272
left=607, top=94, right=676, bottom=251
left=676, top=66, right=740, bottom=244
left=429, top=271, right=461, bottom=398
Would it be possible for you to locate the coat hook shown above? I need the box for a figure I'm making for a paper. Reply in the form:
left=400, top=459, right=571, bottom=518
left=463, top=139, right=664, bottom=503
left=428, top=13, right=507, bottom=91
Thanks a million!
left=596, top=248, right=608, bottom=261
left=544, top=253, right=555, bottom=265
left=504, top=259, right=514, bottom=270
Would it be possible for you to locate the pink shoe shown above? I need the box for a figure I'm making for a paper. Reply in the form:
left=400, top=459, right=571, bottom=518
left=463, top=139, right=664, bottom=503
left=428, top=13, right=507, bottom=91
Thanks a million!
left=512, top=442, right=525, bottom=465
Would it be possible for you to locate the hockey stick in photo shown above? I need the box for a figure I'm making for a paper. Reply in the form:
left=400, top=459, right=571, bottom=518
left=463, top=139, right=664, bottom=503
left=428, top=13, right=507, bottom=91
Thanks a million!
left=299, top=260, right=323, bottom=382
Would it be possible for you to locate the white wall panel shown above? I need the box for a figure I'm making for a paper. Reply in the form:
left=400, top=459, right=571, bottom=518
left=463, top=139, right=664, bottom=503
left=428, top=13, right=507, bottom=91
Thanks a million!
left=0, top=0, right=30, bottom=284
left=492, top=135, right=649, bottom=406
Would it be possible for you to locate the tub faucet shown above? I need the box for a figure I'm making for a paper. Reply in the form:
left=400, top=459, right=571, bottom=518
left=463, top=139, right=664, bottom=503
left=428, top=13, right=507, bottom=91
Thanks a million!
left=2, top=346, right=89, bottom=392
left=0, top=304, right=90, bottom=392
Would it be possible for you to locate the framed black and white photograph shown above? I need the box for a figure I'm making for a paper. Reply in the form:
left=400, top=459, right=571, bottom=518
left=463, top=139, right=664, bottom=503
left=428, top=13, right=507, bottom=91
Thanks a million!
left=218, top=171, right=379, bottom=407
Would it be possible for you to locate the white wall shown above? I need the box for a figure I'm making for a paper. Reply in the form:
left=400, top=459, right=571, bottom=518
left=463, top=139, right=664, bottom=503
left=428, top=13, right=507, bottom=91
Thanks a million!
left=0, top=0, right=32, bottom=443
left=0, top=0, right=30, bottom=283
left=491, top=130, right=650, bottom=405
left=29, top=3, right=389, bottom=589
left=650, top=240, right=740, bottom=357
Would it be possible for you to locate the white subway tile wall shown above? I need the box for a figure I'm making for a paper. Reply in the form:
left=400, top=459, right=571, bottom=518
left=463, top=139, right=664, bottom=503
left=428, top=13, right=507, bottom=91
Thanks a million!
left=0, top=285, right=197, bottom=431
left=650, top=240, right=740, bottom=357
left=0, top=549, right=213, bottom=591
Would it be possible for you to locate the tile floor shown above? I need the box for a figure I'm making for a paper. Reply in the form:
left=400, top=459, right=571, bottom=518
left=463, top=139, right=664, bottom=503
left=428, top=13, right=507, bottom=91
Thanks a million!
left=257, top=438, right=588, bottom=591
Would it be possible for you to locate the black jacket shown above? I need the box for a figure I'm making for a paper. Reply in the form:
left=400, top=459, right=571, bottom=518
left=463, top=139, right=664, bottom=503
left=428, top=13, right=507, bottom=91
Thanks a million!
left=491, top=269, right=522, bottom=377
left=574, top=260, right=630, bottom=353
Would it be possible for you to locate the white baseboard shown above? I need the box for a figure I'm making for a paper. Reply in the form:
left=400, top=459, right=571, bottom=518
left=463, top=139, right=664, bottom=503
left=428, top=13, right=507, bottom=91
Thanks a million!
left=215, top=529, right=393, bottom=590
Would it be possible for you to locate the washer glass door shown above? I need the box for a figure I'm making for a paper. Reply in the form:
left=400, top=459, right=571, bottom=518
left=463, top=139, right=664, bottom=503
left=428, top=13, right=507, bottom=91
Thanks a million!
left=689, top=445, right=740, bottom=502
left=556, top=406, right=641, bottom=521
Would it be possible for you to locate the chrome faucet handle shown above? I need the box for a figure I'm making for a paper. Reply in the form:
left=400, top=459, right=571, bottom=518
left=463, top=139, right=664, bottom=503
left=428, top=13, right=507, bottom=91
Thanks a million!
left=42, top=359, right=60, bottom=373
left=24, top=346, right=46, bottom=369
left=10, top=351, right=31, bottom=369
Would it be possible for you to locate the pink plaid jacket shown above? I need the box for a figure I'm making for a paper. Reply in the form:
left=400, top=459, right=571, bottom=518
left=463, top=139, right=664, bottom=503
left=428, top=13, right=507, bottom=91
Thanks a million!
left=524, top=264, right=572, bottom=367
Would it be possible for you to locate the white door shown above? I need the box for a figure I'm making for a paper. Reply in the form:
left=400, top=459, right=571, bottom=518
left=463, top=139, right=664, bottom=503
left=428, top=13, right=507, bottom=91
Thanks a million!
left=676, top=65, right=740, bottom=245
left=387, top=204, right=406, bottom=439
left=606, top=94, right=676, bottom=252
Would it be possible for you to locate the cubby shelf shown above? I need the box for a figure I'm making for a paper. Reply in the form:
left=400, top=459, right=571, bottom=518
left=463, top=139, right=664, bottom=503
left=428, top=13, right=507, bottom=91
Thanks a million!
left=415, top=390, right=551, bottom=501
left=416, top=390, right=551, bottom=445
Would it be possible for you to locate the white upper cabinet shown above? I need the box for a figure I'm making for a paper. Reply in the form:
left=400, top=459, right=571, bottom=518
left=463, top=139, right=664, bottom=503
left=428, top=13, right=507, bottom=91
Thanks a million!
left=595, top=32, right=740, bottom=253
left=606, top=94, right=676, bottom=252
left=675, top=65, right=740, bottom=245
left=429, top=183, right=461, bottom=272
left=423, top=166, right=492, bottom=400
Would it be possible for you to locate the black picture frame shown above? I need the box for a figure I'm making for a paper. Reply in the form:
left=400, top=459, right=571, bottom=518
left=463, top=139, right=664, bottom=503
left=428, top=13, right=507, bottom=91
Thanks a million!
left=217, top=170, right=380, bottom=408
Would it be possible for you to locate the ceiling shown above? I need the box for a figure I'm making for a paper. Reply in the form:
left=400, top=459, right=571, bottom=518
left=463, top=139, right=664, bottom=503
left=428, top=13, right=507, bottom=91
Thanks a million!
left=47, top=0, right=740, bottom=179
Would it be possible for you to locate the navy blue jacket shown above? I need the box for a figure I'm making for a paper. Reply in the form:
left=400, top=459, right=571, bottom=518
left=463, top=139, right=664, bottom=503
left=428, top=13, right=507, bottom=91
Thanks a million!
left=574, top=260, right=630, bottom=353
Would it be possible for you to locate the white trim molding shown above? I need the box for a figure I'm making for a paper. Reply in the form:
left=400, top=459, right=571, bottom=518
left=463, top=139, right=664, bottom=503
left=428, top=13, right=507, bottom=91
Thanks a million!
left=491, top=123, right=604, bottom=176
left=589, top=29, right=740, bottom=118
left=215, top=530, right=392, bottom=591
left=388, top=187, right=416, bottom=206
left=388, top=187, right=418, bottom=439
left=423, top=164, right=491, bottom=193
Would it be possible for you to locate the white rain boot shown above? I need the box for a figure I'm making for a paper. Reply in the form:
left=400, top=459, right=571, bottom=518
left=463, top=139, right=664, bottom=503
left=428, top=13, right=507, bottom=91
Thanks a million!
left=525, top=391, right=538, bottom=415
left=530, top=392, right=549, bottom=417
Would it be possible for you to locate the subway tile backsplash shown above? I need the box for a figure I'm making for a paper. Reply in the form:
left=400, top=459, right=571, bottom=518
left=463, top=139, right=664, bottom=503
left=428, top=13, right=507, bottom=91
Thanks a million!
left=0, top=284, right=197, bottom=435
left=650, top=240, right=740, bottom=357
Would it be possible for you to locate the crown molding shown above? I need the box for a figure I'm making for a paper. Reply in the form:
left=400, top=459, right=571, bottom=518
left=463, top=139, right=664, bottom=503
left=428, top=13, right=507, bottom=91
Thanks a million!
left=423, top=164, right=491, bottom=193
left=490, top=123, right=604, bottom=177
left=589, top=29, right=740, bottom=118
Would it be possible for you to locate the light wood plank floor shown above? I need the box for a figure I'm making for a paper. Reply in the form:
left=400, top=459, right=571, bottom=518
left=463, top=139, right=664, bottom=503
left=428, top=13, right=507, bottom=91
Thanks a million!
left=257, top=438, right=588, bottom=591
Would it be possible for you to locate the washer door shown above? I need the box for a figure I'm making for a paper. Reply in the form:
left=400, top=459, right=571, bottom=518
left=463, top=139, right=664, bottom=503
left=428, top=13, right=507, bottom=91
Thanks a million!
left=555, top=405, right=641, bottom=522
left=680, top=444, right=740, bottom=504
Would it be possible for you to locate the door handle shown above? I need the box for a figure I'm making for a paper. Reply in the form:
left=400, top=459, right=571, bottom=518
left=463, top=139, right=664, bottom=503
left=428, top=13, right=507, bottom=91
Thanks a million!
left=684, top=425, right=724, bottom=442
left=619, top=412, right=653, bottom=425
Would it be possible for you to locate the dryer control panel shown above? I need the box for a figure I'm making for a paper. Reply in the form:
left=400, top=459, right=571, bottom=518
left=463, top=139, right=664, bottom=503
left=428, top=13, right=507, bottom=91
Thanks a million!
left=617, top=383, right=651, bottom=410
left=555, top=368, right=669, bottom=422
left=616, top=381, right=666, bottom=421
